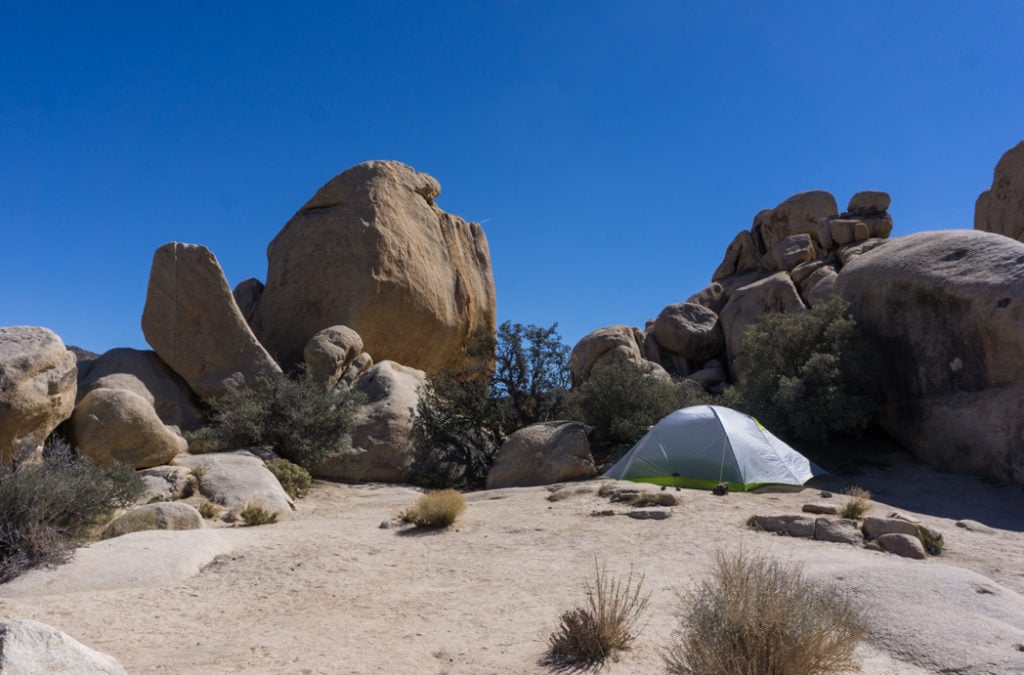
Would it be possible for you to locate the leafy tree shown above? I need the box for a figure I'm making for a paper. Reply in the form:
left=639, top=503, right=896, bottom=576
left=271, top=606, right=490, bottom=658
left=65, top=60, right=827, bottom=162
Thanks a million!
left=725, top=297, right=877, bottom=443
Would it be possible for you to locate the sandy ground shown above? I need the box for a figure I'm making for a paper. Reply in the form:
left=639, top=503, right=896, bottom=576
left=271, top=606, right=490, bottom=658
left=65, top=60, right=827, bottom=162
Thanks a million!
left=3, top=441, right=1024, bottom=674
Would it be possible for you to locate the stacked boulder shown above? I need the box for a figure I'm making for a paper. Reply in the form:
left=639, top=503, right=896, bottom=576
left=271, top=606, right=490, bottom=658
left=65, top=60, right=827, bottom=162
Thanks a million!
left=975, top=140, right=1024, bottom=242
left=572, top=189, right=895, bottom=389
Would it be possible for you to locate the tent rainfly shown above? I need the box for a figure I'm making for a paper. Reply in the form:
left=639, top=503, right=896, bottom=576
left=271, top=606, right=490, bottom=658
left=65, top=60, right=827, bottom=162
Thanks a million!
left=602, top=405, right=824, bottom=491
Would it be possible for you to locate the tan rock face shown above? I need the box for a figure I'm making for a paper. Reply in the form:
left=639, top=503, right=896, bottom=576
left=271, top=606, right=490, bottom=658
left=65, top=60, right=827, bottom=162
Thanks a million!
left=651, top=302, right=723, bottom=363
left=712, top=230, right=761, bottom=281
left=568, top=325, right=645, bottom=386
left=836, top=229, right=1024, bottom=484
left=975, top=140, right=1024, bottom=242
left=753, top=190, right=838, bottom=254
left=486, top=421, right=595, bottom=489
left=142, top=242, right=281, bottom=400
left=77, top=348, right=203, bottom=431
left=303, top=325, right=372, bottom=389
left=250, top=161, right=497, bottom=372
left=71, top=388, right=187, bottom=469
left=0, top=326, right=76, bottom=462
left=719, top=272, right=806, bottom=380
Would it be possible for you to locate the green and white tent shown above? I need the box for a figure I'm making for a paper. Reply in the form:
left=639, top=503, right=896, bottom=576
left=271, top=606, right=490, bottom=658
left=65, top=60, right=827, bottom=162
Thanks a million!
left=602, top=405, right=824, bottom=491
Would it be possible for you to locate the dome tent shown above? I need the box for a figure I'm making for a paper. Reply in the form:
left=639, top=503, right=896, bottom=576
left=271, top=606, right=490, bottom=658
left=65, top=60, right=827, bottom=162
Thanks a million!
left=602, top=405, right=824, bottom=491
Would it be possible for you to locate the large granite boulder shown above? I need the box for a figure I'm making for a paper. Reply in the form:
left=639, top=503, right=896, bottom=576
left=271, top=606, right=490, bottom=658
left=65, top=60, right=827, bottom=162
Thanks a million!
left=77, top=348, right=203, bottom=431
left=752, top=190, right=838, bottom=254
left=975, top=140, right=1024, bottom=242
left=651, top=302, right=723, bottom=363
left=142, top=242, right=281, bottom=400
left=0, top=326, right=76, bottom=462
left=173, top=450, right=294, bottom=519
left=0, top=619, right=128, bottom=674
left=71, top=388, right=187, bottom=468
left=486, top=421, right=596, bottom=489
left=250, top=161, right=497, bottom=372
left=313, top=360, right=425, bottom=483
left=836, top=229, right=1024, bottom=484
left=719, top=272, right=806, bottom=379
left=569, top=325, right=646, bottom=386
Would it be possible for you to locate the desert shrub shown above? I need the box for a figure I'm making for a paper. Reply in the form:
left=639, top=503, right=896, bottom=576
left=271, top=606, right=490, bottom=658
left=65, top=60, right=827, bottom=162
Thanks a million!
left=239, top=500, right=278, bottom=526
left=839, top=485, right=872, bottom=520
left=725, top=297, right=877, bottom=444
left=919, top=525, right=944, bottom=555
left=564, top=359, right=707, bottom=455
left=0, top=437, right=144, bottom=583
left=414, top=322, right=571, bottom=488
left=401, top=489, right=467, bottom=528
left=664, top=550, right=865, bottom=675
left=265, top=458, right=312, bottom=499
left=188, top=367, right=365, bottom=471
left=197, top=500, right=224, bottom=520
left=547, top=562, right=649, bottom=666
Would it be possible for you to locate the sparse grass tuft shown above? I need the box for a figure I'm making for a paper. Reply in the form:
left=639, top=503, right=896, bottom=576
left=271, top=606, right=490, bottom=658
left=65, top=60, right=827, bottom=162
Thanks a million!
left=630, top=492, right=663, bottom=507
left=239, top=500, right=278, bottom=526
left=547, top=562, right=649, bottom=666
left=839, top=485, right=872, bottom=520
left=919, top=525, right=944, bottom=555
left=197, top=500, right=225, bottom=520
left=664, top=550, right=866, bottom=675
left=265, top=458, right=312, bottom=499
left=401, top=489, right=466, bottom=528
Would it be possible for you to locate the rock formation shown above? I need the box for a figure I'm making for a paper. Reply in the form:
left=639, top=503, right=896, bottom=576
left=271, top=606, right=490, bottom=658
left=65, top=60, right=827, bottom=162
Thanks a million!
left=836, top=229, right=1024, bottom=484
left=975, top=140, right=1024, bottom=242
left=0, top=326, right=76, bottom=462
left=141, top=242, right=281, bottom=400
left=71, top=388, right=187, bottom=469
left=486, top=421, right=596, bottom=489
left=303, top=325, right=373, bottom=389
left=250, top=161, right=497, bottom=372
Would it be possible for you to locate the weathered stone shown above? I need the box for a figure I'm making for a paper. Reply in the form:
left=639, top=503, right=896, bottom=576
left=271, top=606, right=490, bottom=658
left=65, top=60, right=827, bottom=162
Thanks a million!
left=71, top=388, right=186, bottom=469
left=0, top=619, right=128, bottom=674
left=719, top=272, right=806, bottom=379
left=878, top=532, right=927, bottom=559
left=750, top=514, right=815, bottom=537
left=848, top=190, right=891, bottom=216
left=688, top=360, right=726, bottom=391
left=862, top=516, right=921, bottom=540
left=837, top=238, right=889, bottom=267
left=772, top=233, right=816, bottom=272
left=137, top=465, right=197, bottom=503
left=798, top=265, right=838, bottom=307
left=102, top=502, right=204, bottom=539
left=956, top=519, right=997, bottom=534
left=975, top=141, right=1024, bottom=242
left=837, top=230, right=1024, bottom=484
left=251, top=161, right=497, bottom=372
left=712, top=230, right=761, bottom=281
left=173, top=450, right=294, bottom=519
left=232, top=277, right=264, bottom=326
left=790, top=257, right=829, bottom=286
left=686, top=282, right=728, bottom=314
left=569, top=325, right=645, bottom=386
left=303, top=325, right=371, bottom=389
left=753, top=191, right=838, bottom=254
left=652, top=302, right=723, bottom=362
left=627, top=507, right=672, bottom=520
left=802, top=503, right=839, bottom=515
left=77, top=348, right=203, bottom=431
left=142, top=242, right=281, bottom=400
left=814, top=517, right=863, bottom=545
left=0, top=326, right=76, bottom=462
left=486, top=421, right=595, bottom=489
left=313, top=361, right=424, bottom=483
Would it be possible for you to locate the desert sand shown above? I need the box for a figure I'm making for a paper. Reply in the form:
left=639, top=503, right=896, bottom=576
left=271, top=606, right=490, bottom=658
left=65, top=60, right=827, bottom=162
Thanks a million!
left=3, top=441, right=1024, bottom=674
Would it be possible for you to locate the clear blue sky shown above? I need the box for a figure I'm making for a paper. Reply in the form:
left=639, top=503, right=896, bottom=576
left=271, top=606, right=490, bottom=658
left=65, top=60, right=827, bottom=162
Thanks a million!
left=3, top=1, right=1023, bottom=355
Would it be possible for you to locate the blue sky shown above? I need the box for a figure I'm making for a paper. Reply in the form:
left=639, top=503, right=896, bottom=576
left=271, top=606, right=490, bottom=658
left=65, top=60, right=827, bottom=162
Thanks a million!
left=2, top=1, right=1023, bottom=355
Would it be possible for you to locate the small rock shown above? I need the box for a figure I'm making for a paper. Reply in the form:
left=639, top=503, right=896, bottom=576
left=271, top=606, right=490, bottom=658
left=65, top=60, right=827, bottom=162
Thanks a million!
left=878, top=532, right=927, bottom=559
left=590, top=510, right=615, bottom=517
left=749, top=514, right=814, bottom=537
left=712, top=482, right=729, bottom=496
left=802, top=503, right=838, bottom=515
left=379, top=520, right=393, bottom=529
left=819, top=490, right=833, bottom=498
left=956, top=519, right=997, bottom=534
left=627, top=508, right=672, bottom=520
left=863, top=516, right=922, bottom=540
left=814, top=517, right=864, bottom=545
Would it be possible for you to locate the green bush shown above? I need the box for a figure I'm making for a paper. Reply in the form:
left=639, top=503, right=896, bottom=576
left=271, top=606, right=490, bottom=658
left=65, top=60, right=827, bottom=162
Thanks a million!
left=0, top=437, right=145, bottom=583
left=188, top=367, right=365, bottom=471
left=239, top=499, right=278, bottom=526
left=265, top=458, right=312, bottom=499
left=564, top=359, right=708, bottom=456
left=725, top=297, right=876, bottom=443
left=414, top=321, right=571, bottom=488
left=664, top=550, right=865, bottom=675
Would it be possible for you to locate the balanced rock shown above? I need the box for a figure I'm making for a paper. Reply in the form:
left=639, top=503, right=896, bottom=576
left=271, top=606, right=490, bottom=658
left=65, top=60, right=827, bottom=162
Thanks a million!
left=303, top=325, right=372, bottom=389
left=837, top=230, right=1024, bottom=484
left=569, top=325, right=646, bottom=386
left=719, top=272, right=806, bottom=379
left=142, top=242, right=281, bottom=400
left=71, top=388, right=187, bottom=468
left=753, top=190, right=838, bottom=253
left=77, top=348, right=203, bottom=431
left=313, top=360, right=424, bottom=483
left=0, top=619, right=128, bottom=675
left=975, top=140, right=1024, bottom=242
left=251, top=161, right=497, bottom=372
left=652, top=302, right=723, bottom=363
left=0, top=326, right=76, bottom=462
left=847, top=190, right=891, bottom=217
left=486, top=421, right=596, bottom=489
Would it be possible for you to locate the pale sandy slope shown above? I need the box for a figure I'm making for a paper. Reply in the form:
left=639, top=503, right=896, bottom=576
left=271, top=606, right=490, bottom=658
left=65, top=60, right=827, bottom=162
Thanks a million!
left=2, top=446, right=1024, bottom=674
